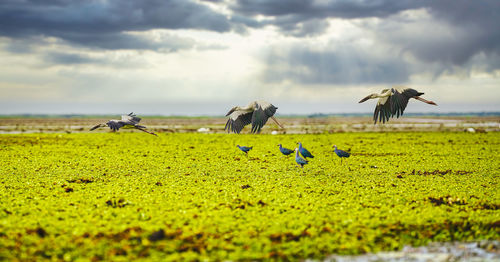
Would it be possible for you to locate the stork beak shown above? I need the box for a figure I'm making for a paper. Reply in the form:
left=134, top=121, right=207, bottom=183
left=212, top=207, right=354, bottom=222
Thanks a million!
left=358, top=95, right=371, bottom=103
left=414, top=96, right=438, bottom=106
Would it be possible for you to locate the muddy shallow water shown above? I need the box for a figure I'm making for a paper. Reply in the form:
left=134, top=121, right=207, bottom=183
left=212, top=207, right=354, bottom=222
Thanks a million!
left=320, top=241, right=499, bottom=262
left=0, top=116, right=499, bottom=134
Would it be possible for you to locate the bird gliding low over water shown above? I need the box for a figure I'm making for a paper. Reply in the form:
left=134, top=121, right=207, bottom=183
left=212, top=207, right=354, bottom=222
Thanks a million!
left=358, top=86, right=437, bottom=124
left=225, top=101, right=284, bottom=134
left=90, top=112, right=157, bottom=136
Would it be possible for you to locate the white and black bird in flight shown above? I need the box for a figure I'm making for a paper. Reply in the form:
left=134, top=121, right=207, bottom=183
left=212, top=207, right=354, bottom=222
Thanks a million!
left=90, top=112, right=157, bottom=136
left=225, top=101, right=284, bottom=134
left=358, top=86, right=437, bottom=124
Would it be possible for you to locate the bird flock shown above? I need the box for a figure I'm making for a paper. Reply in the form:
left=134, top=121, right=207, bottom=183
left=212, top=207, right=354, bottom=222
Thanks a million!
left=90, top=86, right=436, bottom=168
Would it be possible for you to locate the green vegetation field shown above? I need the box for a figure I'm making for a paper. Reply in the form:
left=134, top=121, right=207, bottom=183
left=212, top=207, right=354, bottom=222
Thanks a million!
left=0, top=132, right=499, bottom=261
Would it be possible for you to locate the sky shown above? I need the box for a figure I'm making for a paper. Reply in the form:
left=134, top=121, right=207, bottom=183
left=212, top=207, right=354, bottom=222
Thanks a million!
left=0, top=0, right=499, bottom=115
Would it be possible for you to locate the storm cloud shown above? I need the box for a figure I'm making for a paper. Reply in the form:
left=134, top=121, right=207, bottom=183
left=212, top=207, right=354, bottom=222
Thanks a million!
left=228, top=0, right=500, bottom=72
left=262, top=43, right=410, bottom=85
left=0, top=0, right=499, bottom=114
left=42, top=51, right=105, bottom=65
left=1, top=0, right=498, bottom=67
left=0, top=0, right=231, bottom=50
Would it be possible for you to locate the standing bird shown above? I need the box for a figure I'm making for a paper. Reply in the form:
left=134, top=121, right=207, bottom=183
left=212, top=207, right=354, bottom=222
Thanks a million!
left=237, top=145, right=252, bottom=155
left=333, top=145, right=350, bottom=164
left=225, top=101, right=284, bottom=134
left=295, top=148, right=308, bottom=168
left=278, top=144, right=294, bottom=156
left=297, top=142, right=314, bottom=159
left=90, top=112, right=157, bottom=136
left=358, top=86, right=437, bottom=124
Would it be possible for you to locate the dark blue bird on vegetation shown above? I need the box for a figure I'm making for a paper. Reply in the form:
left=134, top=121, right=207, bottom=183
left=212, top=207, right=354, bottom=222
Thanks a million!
left=237, top=145, right=252, bottom=154
left=334, top=145, right=350, bottom=164
left=295, top=148, right=308, bottom=168
left=278, top=144, right=294, bottom=156
left=297, top=142, right=314, bottom=159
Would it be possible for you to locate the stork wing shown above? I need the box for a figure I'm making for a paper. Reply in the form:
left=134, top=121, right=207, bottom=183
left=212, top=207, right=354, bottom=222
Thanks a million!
left=373, top=96, right=392, bottom=124
left=108, top=120, right=125, bottom=131
left=258, top=101, right=278, bottom=117
left=390, top=88, right=420, bottom=118
left=225, top=111, right=253, bottom=134
left=251, top=102, right=277, bottom=133
left=122, top=112, right=141, bottom=124
left=250, top=105, right=269, bottom=133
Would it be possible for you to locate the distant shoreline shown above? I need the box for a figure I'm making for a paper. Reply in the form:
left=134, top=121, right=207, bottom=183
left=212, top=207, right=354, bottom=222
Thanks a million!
left=1, top=112, right=499, bottom=119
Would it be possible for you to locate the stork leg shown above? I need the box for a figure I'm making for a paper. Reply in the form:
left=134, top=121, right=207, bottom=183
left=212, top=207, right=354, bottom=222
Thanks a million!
left=414, top=96, right=437, bottom=105
left=90, top=123, right=105, bottom=131
left=136, top=127, right=158, bottom=136
left=271, top=116, right=284, bottom=129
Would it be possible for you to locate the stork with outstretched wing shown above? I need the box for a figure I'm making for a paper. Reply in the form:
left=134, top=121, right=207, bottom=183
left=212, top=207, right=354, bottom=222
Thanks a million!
left=359, top=86, right=437, bottom=124
left=225, top=101, right=284, bottom=134
left=90, top=112, right=157, bottom=136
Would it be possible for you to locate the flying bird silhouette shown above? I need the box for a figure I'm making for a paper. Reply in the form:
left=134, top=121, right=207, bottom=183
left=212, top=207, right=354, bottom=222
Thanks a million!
left=225, top=101, right=284, bottom=134
left=90, top=112, right=157, bottom=136
left=359, top=86, right=437, bottom=124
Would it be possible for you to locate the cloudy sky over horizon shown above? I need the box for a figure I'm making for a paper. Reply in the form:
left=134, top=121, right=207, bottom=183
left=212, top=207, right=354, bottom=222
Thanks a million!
left=1, top=0, right=499, bottom=115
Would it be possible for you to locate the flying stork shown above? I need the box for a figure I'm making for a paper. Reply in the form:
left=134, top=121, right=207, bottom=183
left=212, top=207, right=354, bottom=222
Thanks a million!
left=225, top=101, right=284, bottom=134
left=90, top=112, right=157, bottom=136
left=358, top=86, right=437, bottom=124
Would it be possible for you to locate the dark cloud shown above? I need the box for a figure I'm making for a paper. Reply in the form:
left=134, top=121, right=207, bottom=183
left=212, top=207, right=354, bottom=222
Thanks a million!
left=231, top=0, right=500, bottom=70
left=262, top=45, right=409, bottom=85
left=42, top=52, right=105, bottom=65
left=400, top=0, right=500, bottom=67
left=62, top=32, right=197, bottom=51
left=231, top=0, right=427, bottom=34
left=233, top=0, right=425, bottom=18
left=1, top=0, right=498, bottom=77
left=0, top=0, right=231, bottom=50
